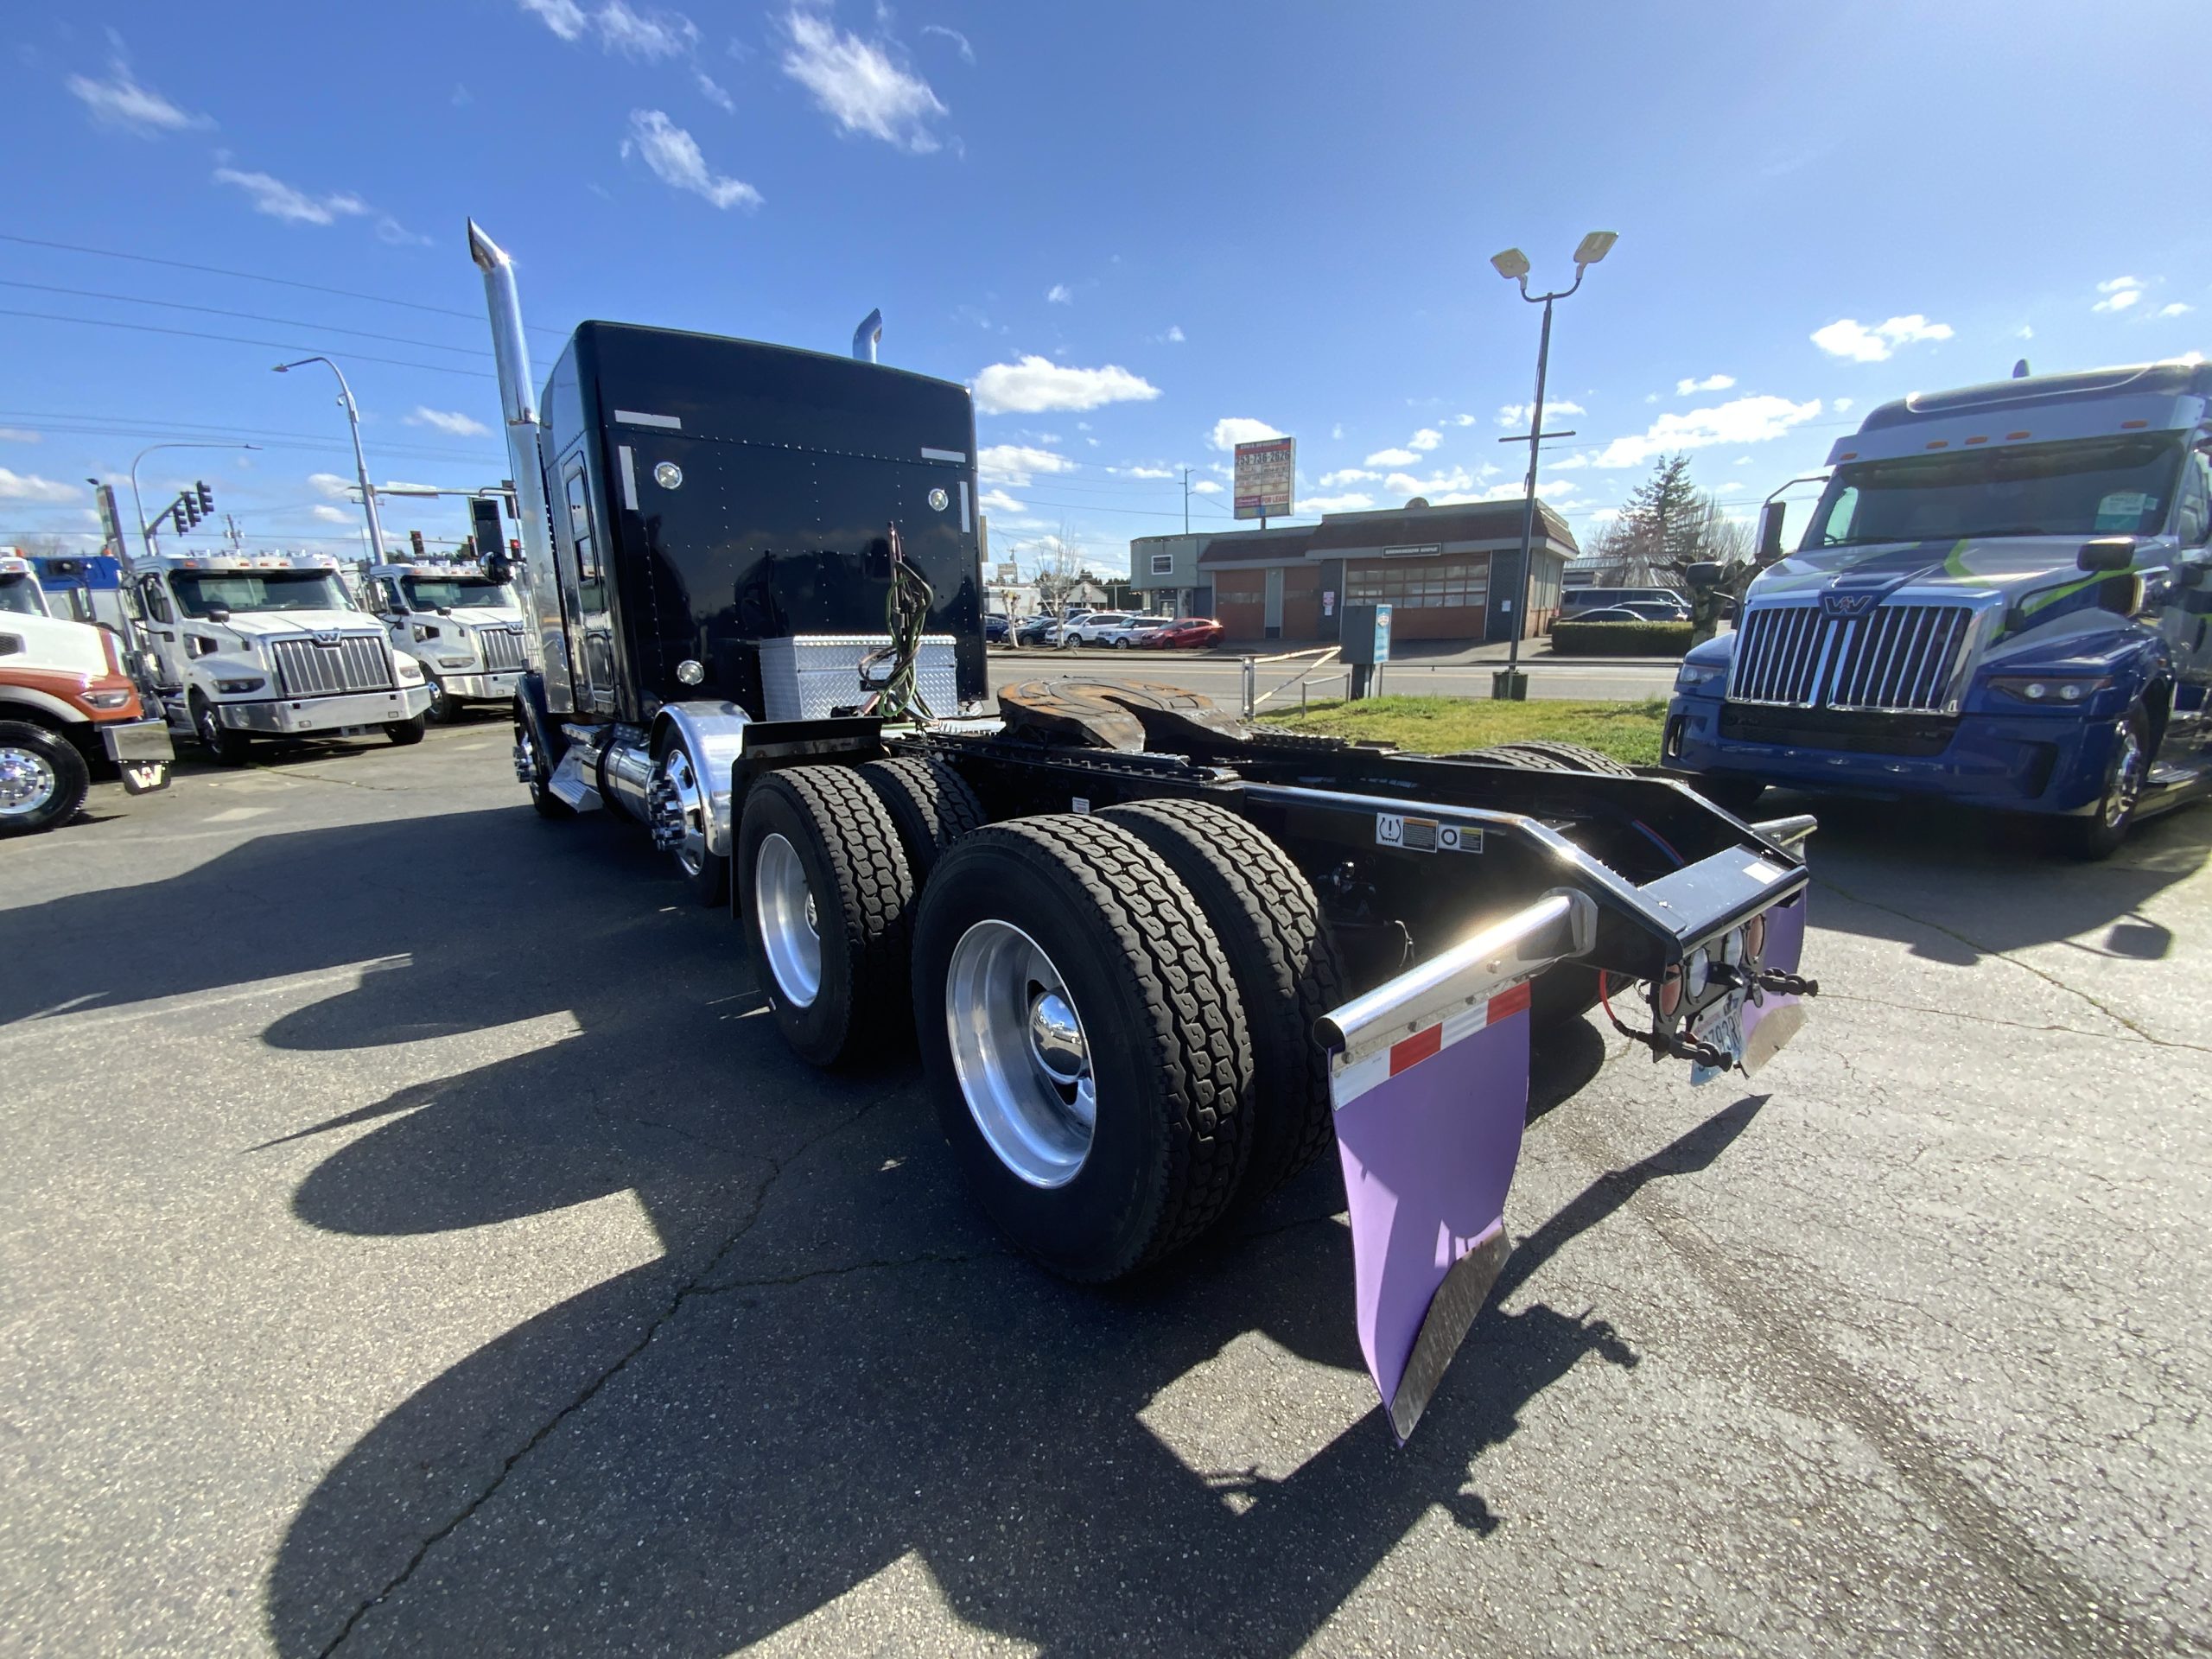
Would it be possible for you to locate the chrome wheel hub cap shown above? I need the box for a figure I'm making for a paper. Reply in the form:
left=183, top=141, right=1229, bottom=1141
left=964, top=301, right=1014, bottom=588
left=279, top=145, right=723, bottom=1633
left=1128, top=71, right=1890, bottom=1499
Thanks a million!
left=0, top=746, right=56, bottom=817
left=945, top=920, right=1096, bottom=1188
left=2106, top=721, right=2145, bottom=829
left=650, top=745, right=709, bottom=874
left=755, top=832, right=822, bottom=1007
left=512, top=722, right=539, bottom=787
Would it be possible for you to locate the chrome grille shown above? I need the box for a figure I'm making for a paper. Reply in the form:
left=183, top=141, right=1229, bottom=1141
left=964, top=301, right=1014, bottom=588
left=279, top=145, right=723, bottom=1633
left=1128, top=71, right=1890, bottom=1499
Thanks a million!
left=477, top=626, right=528, bottom=672
left=269, top=634, right=394, bottom=698
left=1729, top=603, right=1975, bottom=714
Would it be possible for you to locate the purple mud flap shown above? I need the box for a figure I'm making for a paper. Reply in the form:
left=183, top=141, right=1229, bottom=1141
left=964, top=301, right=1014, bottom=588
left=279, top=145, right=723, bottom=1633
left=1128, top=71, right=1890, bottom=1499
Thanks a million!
left=1332, top=982, right=1534, bottom=1445
left=1741, top=890, right=1808, bottom=1074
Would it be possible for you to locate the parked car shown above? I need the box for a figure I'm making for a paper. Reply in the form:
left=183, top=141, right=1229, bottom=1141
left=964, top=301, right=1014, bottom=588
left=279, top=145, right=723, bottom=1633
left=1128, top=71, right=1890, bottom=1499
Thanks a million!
left=1560, top=585, right=1688, bottom=619
left=1136, top=615, right=1225, bottom=649
left=1014, top=614, right=1059, bottom=647
left=1100, top=617, right=1175, bottom=648
left=1573, top=603, right=1684, bottom=624
left=984, top=613, right=1011, bottom=644
left=1061, top=611, right=1140, bottom=647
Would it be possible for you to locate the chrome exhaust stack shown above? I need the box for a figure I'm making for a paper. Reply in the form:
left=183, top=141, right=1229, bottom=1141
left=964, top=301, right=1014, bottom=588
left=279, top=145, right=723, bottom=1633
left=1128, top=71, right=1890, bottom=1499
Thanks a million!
left=852, top=308, right=883, bottom=363
left=467, top=219, right=574, bottom=715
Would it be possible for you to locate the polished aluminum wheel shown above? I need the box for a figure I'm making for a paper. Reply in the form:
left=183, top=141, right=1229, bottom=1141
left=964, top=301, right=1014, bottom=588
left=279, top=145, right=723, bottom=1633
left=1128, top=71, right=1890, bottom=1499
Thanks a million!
left=2105, top=718, right=2145, bottom=830
left=755, top=831, right=822, bottom=1007
left=0, top=743, right=56, bottom=818
left=652, top=744, right=709, bottom=876
left=944, top=919, right=1096, bottom=1188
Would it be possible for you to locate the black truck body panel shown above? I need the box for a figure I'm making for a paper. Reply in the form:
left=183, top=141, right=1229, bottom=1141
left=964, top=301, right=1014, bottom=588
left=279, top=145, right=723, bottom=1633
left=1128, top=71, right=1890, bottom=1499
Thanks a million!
left=541, top=322, right=987, bottom=723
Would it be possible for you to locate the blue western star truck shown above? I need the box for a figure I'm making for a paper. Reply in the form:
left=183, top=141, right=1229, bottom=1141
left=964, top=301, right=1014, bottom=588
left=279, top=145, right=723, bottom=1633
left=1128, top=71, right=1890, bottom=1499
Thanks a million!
left=1666, top=361, right=2212, bottom=855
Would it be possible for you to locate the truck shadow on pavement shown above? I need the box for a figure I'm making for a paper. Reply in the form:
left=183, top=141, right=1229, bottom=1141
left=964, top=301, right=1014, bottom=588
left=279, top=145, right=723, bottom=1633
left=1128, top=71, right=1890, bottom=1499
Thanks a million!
left=1770, top=790, right=2210, bottom=964
left=238, top=806, right=1763, bottom=1656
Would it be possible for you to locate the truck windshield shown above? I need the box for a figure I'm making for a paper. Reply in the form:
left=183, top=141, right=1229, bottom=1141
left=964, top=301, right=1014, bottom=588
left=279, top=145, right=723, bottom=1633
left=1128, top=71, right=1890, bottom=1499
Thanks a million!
left=1804, top=433, right=2184, bottom=548
left=402, top=575, right=516, bottom=611
left=171, top=570, right=357, bottom=616
left=0, top=575, right=47, bottom=616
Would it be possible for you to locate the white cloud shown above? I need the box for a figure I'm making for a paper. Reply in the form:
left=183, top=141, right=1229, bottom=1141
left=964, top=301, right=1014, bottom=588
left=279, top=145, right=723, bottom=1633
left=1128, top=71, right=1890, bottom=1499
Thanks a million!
left=1593, top=393, right=1822, bottom=469
left=308, top=473, right=356, bottom=500
left=1330, top=423, right=1344, bottom=439
left=65, top=57, right=210, bottom=136
left=1546, top=453, right=1591, bottom=471
left=311, top=505, right=353, bottom=524
left=1117, top=466, right=1176, bottom=480
left=1675, top=373, right=1735, bottom=395
left=622, top=111, right=760, bottom=209
left=1382, top=467, right=1475, bottom=497
left=976, top=487, right=1025, bottom=514
left=0, top=428, right=41, bottom=444
left=1190, top=480, right=1223, bottom=495
left=2092, top=276, right=2145, bottom=315
left=782, top=9, right=948, bottom=153
left=375, top=216, right=432, bottom=247
left=2157, top=302, right=2192, bottom=319
left=2017, top=324, right=2035, bottom=340
left=1833, top=397, right=1855, bottom=415
left=696, top=71, right=735, bottom=111
left=1318, top=467, right=1378, bottom=487
left=1497, top=399, right=1585, bottom=427
left=1300, top=492, right=1374, bottom=514
left=920, top=23, right=976, bottom=61
left=974, top=356, right=1160, bottom=415
left=1449, top=413, right=1477, bottom=427
left=1046, top=283, right=1071, bottom=305
left=518, top=0, right=588, bottom=38
left=1809, top=315, right=1953, bottom=362
left=407, top=407, right=491, bottom=437
left=0, top=470, right=79, bottom=504
left=596, top=0, right=698, bottom=59
left=1365, top=447, right=1419, bottom=467
left=1408, top=428, right=1441, bottom=452
left=213, top=169, right=370, bottom=226
left=977, top=445, right=1076, bottom=486
left=1164, top=325, right=1185, bottom=343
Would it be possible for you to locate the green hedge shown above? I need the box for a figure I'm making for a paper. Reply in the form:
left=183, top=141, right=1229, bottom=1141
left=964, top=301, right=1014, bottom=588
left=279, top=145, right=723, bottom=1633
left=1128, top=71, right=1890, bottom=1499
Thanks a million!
left=1548, top=618, right=1694, bottom=657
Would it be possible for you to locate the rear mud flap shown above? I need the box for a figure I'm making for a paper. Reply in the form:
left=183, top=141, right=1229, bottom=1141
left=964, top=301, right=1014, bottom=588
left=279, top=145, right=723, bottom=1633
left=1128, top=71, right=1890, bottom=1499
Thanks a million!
left=1332, top=982, right=1532, bottom=1444
left=1742, top=890, right=1808, bottom=1074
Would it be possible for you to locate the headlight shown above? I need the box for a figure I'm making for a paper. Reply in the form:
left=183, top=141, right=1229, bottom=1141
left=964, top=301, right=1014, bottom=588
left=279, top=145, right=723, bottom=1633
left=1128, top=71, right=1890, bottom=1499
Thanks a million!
left=396, top=658, right=423, bottom=681
left=1986, top=674, right=2109, bottom=705
left=1675, top=660, right=1726, bottom=693
left=83, top=689, right=135, bottom=709
left=214, top=677, right=266, bottom=695
left=437, top=654, right=474, bottom=669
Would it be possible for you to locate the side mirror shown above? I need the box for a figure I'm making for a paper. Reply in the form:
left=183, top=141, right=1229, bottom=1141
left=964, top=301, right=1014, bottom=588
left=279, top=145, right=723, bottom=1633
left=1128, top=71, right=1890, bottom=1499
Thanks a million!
left=1756, top=501, right=1788, bottom=565
left=2077, top=537, right=2136, bottom=573
left=482, top=553, right=514, bottom=586
left=207, top=606, right=232, bottom=624
left=435, top=605, right=454, bottom=617
left=1685, top=560, right=1723, bottom=593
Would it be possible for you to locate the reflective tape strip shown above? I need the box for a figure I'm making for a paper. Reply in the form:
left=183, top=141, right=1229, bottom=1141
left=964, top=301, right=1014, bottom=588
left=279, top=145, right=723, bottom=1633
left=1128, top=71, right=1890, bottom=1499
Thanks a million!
left=921, top=447, right=966, bottom=462
left=613, top=410, right=682, bottom=429
left=618, top=446, right=639, bottom=511
left=1332, top=979, right=1535, bottom=1109
left=957, top=480, right=970, bottom=531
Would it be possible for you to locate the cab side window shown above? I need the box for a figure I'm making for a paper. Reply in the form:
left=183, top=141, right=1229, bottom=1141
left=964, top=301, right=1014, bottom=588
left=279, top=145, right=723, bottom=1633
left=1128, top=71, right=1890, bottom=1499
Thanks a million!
left=2174, top=444, right=2211, bottom=547
left=141, top=578, right=175, bottom=625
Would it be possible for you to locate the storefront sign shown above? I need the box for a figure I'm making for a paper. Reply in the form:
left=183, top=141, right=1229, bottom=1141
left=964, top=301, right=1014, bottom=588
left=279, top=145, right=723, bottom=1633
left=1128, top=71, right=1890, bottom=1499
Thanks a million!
left=1234, top=437, right=1296, bottom=520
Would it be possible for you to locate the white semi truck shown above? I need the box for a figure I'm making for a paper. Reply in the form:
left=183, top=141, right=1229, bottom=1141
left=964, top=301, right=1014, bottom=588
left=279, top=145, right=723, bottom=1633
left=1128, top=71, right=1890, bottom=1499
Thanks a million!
left=362, top=556, right=530, bottom=722
left=130, top=550, right=432, bottom=764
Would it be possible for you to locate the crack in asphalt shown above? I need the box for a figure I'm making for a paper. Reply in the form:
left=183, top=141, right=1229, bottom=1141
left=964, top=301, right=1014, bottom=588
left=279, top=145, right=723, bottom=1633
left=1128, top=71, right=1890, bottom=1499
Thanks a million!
left=1814, top=875, right=2211, bottom=1054
left=314, top=1090, right=897, bottom=1659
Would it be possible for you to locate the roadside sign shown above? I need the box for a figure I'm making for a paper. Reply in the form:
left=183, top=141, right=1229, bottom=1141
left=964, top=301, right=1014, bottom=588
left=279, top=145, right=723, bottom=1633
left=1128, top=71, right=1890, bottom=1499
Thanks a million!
left=1234, top=436, right=1295, bottom=520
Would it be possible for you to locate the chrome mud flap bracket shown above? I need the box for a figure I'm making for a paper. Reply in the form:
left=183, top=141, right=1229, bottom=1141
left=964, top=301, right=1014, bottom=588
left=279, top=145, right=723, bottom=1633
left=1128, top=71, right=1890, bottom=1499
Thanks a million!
left=1317, top=890, right=1597, bottom=1444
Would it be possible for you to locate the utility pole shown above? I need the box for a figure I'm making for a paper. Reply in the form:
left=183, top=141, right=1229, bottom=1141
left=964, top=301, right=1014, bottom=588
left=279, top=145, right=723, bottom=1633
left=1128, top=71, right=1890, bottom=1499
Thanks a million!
left=225, top=513, right=243, bottom=550
left=1182, top=467, right=1191, bottom=534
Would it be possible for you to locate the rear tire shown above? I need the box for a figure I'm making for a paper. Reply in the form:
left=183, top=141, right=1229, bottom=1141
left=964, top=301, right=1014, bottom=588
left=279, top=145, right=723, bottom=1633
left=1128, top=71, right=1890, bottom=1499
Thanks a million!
left=0, top=720, right=91, bottom=837
left=652, top=733, right=728, bottom=906
left=189, top=691, right=254, bottom=766
left=739, top=766, right=916, bottom=1067
left=1484, top=740, right=1635, bottom=777
left=1103, top=798, right=1344, bottom=1204
left=424, top=676, right=454, bottom=725
left=912, top=817, right=1254, bottom=1281
left=385, top=715, right=427, bottom=747
left=861, top=756, right=985, bottom=880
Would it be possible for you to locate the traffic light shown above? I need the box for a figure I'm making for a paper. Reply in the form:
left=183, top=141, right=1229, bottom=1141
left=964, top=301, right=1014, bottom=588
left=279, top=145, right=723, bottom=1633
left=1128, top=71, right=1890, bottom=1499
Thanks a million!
left=409, top=529, right=426, bottom=556
left=194, top=481, right=213, bottom=518
left=178, top=491, right=202, bottom=531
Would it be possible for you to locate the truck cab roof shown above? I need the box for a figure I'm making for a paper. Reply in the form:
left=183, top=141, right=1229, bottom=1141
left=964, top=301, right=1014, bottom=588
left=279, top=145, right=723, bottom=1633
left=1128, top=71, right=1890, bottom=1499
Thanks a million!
left=1833, top=360, right=2212, bottom=466
left=141, top=551, right=346, bottom=574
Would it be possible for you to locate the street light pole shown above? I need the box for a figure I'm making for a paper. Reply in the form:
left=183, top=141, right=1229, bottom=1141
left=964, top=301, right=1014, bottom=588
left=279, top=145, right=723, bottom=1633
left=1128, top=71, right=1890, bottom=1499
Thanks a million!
left=128, top=442, right=261, bottom=563
left=274, top=357, right=385, bottom=562
left=1491, top=232, right=1616, bottom=698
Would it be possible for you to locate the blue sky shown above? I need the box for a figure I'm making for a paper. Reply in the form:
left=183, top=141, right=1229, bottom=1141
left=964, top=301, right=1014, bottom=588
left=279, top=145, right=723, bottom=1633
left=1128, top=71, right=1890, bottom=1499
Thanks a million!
left=3, top=1, right=2205, bottom=576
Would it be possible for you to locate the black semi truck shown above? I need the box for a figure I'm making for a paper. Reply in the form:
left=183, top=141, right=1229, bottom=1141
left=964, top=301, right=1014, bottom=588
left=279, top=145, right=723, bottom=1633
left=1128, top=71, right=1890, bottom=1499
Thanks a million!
left=466, top=222, right=1821, bottom=1439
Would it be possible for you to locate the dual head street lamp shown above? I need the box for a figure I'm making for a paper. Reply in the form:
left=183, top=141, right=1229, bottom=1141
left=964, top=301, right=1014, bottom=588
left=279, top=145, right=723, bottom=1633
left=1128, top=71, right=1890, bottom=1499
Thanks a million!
left=1490, top=231, right=1617, bottom=690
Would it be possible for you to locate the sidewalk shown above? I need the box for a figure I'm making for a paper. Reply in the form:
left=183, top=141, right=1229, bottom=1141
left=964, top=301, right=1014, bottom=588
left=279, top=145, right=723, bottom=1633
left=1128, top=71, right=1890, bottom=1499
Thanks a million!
left=995, top=637, right=1681, bottom=668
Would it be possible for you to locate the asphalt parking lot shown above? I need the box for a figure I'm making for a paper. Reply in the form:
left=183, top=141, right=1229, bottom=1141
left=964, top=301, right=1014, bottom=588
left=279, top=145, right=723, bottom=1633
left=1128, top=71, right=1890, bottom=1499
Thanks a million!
left=4, top=715, right=2208, bottom=1657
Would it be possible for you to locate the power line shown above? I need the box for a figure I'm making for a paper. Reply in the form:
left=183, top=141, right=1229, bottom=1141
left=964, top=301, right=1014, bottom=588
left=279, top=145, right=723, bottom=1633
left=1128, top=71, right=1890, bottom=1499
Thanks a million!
left=0, top=309, right=494, bottom=379
left=0, top=279, right=492, bottom=359
left=0, top=232, right=566, bottom=340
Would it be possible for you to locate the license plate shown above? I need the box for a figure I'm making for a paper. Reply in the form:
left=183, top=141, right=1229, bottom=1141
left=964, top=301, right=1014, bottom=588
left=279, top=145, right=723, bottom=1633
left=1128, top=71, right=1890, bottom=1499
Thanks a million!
left=1690, top=995, right=1746, bottom=1085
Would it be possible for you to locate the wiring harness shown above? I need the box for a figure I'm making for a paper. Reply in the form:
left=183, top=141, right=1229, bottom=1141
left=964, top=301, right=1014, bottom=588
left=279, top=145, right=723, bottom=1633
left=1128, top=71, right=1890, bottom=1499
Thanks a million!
left=858, top=523, right=938, bottom=722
